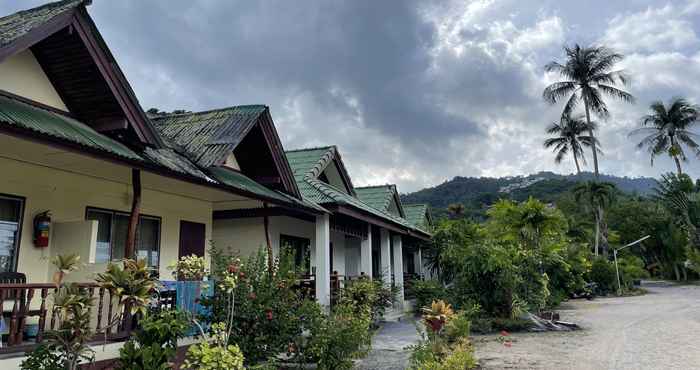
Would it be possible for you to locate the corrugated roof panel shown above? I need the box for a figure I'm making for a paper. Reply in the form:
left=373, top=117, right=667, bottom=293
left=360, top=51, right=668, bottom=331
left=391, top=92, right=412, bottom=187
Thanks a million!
left=0, top=0, right=82, bottom=48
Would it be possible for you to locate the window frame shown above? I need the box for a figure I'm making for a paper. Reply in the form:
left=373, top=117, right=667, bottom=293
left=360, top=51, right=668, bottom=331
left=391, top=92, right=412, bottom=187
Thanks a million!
left=84, top=206, right=161, bottom=266
left=0, top=193, right=26, bottom=273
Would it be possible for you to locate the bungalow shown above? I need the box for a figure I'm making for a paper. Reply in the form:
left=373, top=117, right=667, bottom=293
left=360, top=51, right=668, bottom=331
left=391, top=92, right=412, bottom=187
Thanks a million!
left=203, top=144, right=431, bottom=307
left=0, top=0, right=321, bottom=361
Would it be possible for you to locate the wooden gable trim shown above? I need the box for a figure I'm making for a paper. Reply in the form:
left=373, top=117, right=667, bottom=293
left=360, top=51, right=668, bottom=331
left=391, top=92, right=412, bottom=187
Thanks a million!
left=0, top=8, right=76, bottom=63
left=325, top=204, right=404, bottom=234
left=70, top=8, right=163, bottom=148
left=390, top=186, right=406, bottom=218
left=312, top=147, right=356, bottom=196
left=213, top=207, right=316, bottom=222
left=258, top=109, right=302, bottom=198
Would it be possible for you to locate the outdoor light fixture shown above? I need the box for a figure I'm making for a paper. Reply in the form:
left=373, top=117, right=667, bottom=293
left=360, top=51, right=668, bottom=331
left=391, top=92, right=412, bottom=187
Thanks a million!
left=614, top=235, right=651, bottom=295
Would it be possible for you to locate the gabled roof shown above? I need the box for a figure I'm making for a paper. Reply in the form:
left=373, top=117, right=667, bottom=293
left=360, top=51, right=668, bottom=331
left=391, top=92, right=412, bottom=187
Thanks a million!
left=355, top=184, right=405, bottom=218
left=286, top=145, right=355, bottom=196
left=152, top=105, right=301, bottom=198
left=0, top=90, right=324, bottom=214
left=0, top=0, right=82, bottom=49
left=286, top=146, right=429, bottom=238
left=403, top=204, right=432, bottom=232
left=0, top=0, right=164, bottom=147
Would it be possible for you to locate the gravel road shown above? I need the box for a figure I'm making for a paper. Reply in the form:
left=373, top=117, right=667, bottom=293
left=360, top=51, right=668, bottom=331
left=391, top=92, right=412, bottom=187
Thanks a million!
left=475, top=281, right=700, bottom=370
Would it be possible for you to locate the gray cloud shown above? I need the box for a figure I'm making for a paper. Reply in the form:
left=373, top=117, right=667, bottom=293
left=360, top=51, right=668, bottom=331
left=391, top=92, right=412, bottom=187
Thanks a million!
left=2, top=0, right=700, bottom=192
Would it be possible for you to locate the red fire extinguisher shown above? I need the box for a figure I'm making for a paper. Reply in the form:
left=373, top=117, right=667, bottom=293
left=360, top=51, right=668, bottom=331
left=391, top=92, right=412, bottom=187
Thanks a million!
left=33, top=211, right=51, bottom=248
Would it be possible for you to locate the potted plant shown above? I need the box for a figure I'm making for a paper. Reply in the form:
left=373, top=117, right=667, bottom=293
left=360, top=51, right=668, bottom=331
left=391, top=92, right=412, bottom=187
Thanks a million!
left=167, top=255, right=212, bottom=333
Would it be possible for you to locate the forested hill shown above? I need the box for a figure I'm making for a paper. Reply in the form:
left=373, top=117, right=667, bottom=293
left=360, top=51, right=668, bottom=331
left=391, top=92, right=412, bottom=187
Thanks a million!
left=401, top=171, right=657, bottom=218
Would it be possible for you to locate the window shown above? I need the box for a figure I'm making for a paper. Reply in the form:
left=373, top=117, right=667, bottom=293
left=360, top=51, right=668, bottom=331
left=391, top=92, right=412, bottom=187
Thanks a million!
left=86, top=208, right=161, bottom=267
left=280, top=234, right=310, bottom=273
left=0, top=195, right=24, bottom=273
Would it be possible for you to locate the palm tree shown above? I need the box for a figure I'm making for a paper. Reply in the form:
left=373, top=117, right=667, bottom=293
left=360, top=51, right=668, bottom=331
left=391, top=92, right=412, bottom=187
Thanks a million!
left=573, top=181, right=616, bottom=256
left=543, top=114, right=600, bottom=174
left=447, top=203, right=465, bottom=219
left=543, top=44, right=635, bottom=178
left=631, top=98, right=700, bottom=175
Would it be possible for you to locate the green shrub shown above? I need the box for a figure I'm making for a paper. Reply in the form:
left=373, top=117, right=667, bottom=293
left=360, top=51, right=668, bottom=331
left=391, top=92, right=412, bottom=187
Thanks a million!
left=202, top=246, right=310, bottom=364
left=305, top=302, right=373, bottom=370
left=410, top=279, right=447, bottom=312
left=118, top=309, right=190, bottom=369
left=340, top=278, right=396, bottom=324
left=618, top=255, right=649, bottom=289
left=183, top=323, right=245, bottom=370
left=20, top=344, right=65, bottom=370
left=444, top=311, right=471, bottom=343
left=469, top=317, right=532, bottom=334
left=589, top=257, right=617, bottom=294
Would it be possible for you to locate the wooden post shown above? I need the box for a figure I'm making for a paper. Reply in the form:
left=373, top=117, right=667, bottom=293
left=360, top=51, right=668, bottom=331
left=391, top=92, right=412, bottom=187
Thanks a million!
left=263, top=203, right=274, bottom=275
left=125, top=169, right=141, bottom=260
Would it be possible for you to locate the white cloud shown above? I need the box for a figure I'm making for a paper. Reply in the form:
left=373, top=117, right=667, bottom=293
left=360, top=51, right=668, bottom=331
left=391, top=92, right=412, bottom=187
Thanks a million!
left=602, top=4, right=698, bottom=53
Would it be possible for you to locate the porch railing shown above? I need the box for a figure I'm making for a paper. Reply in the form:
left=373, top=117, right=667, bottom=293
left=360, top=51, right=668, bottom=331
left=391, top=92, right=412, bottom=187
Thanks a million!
left=0, top=282, right=135, bottom=354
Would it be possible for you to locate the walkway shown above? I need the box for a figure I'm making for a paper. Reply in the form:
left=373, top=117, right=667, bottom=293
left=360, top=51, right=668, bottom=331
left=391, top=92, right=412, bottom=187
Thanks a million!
left=354, top=318, right=420, bottom=370
left=475, top=281, right=700, bottom=369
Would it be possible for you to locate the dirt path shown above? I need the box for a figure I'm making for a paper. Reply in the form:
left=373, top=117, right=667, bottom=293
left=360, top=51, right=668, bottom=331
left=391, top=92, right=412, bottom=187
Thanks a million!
left=475, top=281, right=700, bottom=370
left=354, top=318, right=420, bottom=370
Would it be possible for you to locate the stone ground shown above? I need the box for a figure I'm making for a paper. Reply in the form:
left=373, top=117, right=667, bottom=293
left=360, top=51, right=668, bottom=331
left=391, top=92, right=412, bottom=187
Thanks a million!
left=356, top=281, right=700, bottom=370
left=354, top=318, right=420, bottom=370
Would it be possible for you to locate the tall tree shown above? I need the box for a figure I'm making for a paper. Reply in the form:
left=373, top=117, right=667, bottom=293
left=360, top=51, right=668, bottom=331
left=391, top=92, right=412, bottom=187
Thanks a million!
left=543, top=114, right=599, bottom=174
left=573, top=181, right=616, bottom=256
left=543, top=44, right=634, bottom=178
left=543, top=44, right=633, bottom=254
left=631, top=98, right=700, bottom=175
left=447, top=203, right=466, bottom=219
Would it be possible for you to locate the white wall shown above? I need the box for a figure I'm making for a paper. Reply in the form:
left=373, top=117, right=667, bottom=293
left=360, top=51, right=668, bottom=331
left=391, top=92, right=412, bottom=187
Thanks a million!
left=0, top=154, right=213, bottom=282
left=0, top=49, right=68, bottom=110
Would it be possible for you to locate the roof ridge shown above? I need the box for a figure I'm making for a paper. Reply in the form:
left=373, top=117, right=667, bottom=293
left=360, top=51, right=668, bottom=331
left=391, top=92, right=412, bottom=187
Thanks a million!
left=356, top=184, right=396, bottom=189
left=285, top=145, right=336, bottom=153
left=0, top=0, right=83, bottom=21
left=151, top=105, right=267, bottom=120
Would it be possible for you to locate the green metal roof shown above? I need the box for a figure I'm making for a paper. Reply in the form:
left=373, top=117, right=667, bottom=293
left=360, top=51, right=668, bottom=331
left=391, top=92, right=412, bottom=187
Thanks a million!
left=285, top=146, right=335, bottom=182
left=403, top=204, right=430, bottom=232
left=152, top=106, right=267, bottom=168
left=0, top=94, right=142, bottom=160
left=285, top=146, right=427, bottom=233
left=0, top=0, right=82, bottom=48
left=355, top=185, right=403, bottom=216
left=208, top=166, right=326, bottom=212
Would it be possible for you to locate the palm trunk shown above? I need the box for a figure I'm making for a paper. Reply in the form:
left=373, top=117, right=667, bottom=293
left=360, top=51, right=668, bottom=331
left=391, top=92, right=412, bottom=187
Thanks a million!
left=583, top=96, right=608, bottom=256
left=573, top=153, right=581, bottom=175
left=594, top=210, right=600, bottom=256
left=674, top=155, right=683, bottom=175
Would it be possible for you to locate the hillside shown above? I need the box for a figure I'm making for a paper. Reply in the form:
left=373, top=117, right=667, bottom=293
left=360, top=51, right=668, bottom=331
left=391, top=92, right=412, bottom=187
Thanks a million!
left=401, top=171, right=657, bottom=219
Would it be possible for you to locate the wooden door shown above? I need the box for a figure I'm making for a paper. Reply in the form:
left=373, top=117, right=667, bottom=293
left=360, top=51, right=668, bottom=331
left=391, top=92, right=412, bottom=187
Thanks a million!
left=178, top=221, right=206, bottom=258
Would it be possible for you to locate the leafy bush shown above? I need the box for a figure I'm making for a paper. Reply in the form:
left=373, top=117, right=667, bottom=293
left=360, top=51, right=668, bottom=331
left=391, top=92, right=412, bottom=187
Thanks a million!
left=310, top=302, right=372, bottom=369
left=20, top=344, right=64, bottom=370
left=618, top=255, right=649, bottom=289
left=340, top=278, right=396, bottom=324
left=408, top=300, right=476, bottom=370
left=183, top=323, right=245, bottom=370
left=118, top=309, right=190, bottom=370
left=169, top=254, right=208, bottom=280
left=589, top=257, right=617, bottom=294
left=469, top=317, right=533, bottom=334
left=410, top=279, right=447, bottom=313
left=202, top=246, right=319, bottom=365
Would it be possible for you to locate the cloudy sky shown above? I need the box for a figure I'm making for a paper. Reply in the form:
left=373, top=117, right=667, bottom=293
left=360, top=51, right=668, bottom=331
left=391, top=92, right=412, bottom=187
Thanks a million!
left=4, top=0, right=700, bottom=192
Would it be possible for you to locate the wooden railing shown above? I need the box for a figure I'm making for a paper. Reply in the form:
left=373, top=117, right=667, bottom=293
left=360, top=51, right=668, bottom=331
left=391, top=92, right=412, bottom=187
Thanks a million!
left=0, top=283, right=132, bottom=354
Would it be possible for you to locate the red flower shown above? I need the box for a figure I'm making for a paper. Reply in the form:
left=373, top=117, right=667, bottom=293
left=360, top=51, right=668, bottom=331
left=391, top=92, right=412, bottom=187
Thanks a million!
left=504, top=341, right=512, bottom=347
left=227, top=264, right=239, bottom=274
left=239, top=272, right=246, bottom=278
left=500, top=330, right=510, bottom=337
left=248, top=292, right=257, bottom=300
left=266, top=309, right=273, bottom=321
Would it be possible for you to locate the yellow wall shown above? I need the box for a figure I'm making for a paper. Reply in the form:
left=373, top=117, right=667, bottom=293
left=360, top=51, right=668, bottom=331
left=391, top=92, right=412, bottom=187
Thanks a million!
left=0, top=50, right=69, bottom=110
left=0, top=155, right=213, bottom=282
